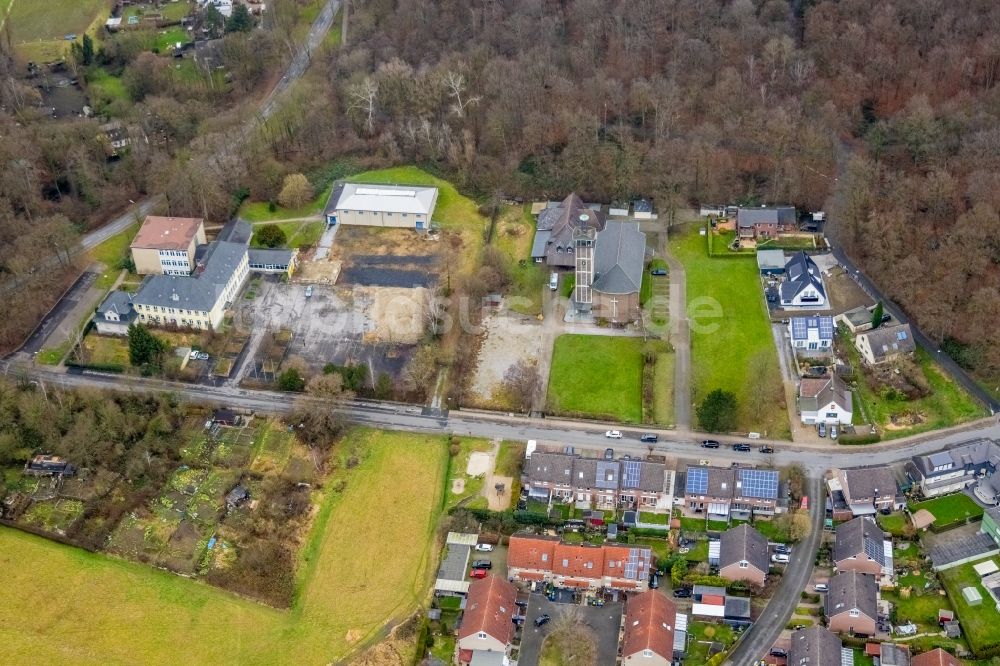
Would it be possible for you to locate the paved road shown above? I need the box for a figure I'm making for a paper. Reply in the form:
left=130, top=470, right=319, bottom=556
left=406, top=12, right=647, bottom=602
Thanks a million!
left=18, top=272, right=97, bottom=354
left=830, top=246, right=1000, bottom=414
left=724, top=476, right=823, bottom=666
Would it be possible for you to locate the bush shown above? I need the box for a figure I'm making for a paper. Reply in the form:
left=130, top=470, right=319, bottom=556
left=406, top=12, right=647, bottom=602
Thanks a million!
left=277, top=368, right=305, bottom=392
left=837, top=433, right=881, bottom=445
left=255, top=224, right=287, bottom=248
left=697, top=388, right=739, bottom=432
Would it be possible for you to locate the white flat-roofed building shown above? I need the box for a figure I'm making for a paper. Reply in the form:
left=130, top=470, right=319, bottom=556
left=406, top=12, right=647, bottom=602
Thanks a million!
left=325, top=183, right=438, bottom=230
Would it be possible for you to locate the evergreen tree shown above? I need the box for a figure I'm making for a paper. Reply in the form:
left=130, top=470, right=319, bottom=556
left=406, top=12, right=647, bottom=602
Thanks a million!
left=127, top=324, right=165, bottom=367
left=696, top=389, right=739, bottom=432
left=870, top=301, right=884, bottom=330
left=225, top=5, right=254, bottom=33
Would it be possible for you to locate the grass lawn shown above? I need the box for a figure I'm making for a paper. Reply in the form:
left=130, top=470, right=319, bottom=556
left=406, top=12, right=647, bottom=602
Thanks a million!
left=745, top=518, right=791, bottom=543
left=493, top=204, right=546, bottom=315
left=680, top=516, right=729, bottom=533
left=653, top=352, right=675, bottom=425
left=547, top=334, right=644, bottom=423
left=639, top=511, right=670, bottom=525
left=250, top=220, right=326, bottom=249
left=495, top=440, right=525, bottom=478
left=444, top=437, right=493, bottom=511
left=0, top=427, right=447, bottom=664
left=940, top=556, right=1000, bottom=654
left=877, top=511, right=910, bottom=536
left=7, top=0, right=107, bottom=61
left=684, top=539, right=709, bottom=563
left=239, top=182, right=334, bottom=223
left=685, top=621, right=736, bottom=665
left=883, top=571, right=952, bottom=630
left=846, top=341, right=986, bottom=439
left=89, top=223, right=139, bottom=290
left=86, top=67, right=130, bottom=112
left=35, top=342, right=71, bottom=365
left=77, top=333, right=130, bottom=367
left=910, top=493, right=983, bottom=527
left=671, top=224, right=788, bottom=437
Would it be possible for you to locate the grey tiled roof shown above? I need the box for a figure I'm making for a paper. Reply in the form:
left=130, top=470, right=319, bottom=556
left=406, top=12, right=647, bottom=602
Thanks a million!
left=537, top=193, right=606, bottom=267
left=781, top=251, right=826, bottom=302
left=706, top=467, right=737, bottom=497
left=592, top=222, right=646, bottom=295
left=910, top=439, right=1000, bottom=481
left=247, top=248, right=293, bottom=266
left=789, top=627, right=843, bottom=666
left=633, top=461, right=666, bottom=492
left=530, top=229, right=551, bottom=259
left=134, top=241, right=247, bottom=312
left=833, top=517, right=886, bottom=566
left=217, top=219, right=253, bottom=245
left=572, top=458, right=598, bottom=487
left=96, top=290, right=136, bottom=317
left=719, top=524, right=768, bottom=573
left=737, top=206, right=795, bottom=228
left=595, top=460, right=620, bottom=490
left=840, top=467, right=898, bottom=502
left=799, top=374, right=852, bottom=413
left=724, top=595, right=751, bottom=619
left=859, top=324, right=916, bottom=360
left=825, top=571, right=878, bottom=621
left=527, top=453, right=575, bottom=485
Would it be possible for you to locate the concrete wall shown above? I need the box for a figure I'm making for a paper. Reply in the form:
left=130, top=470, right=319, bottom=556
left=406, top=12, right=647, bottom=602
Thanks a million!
left=335, top=209, right=429, bottom=228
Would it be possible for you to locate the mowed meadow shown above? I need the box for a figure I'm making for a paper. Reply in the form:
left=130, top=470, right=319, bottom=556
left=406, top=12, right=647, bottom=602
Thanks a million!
left=0, top=429, right=447, bottom=665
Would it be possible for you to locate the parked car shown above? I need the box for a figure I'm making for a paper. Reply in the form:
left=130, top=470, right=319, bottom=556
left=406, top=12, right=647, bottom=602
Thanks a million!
left=650, top=268, right=668, bottom=276
left=472, top=559, right=492, bottom=569
left=305, top=285, right=313, bottom=298
left=534, top=614, right=551, bottom=627
left=771, top=553, right=790, bottom=564
left=475, top=544, right=494, bottom=552
left=549, top=273, right=559, bottom=291
left=774, top=544, right=792, bottom=555
left=759, top=445, right=774, bottom=453
left=830, top=425, right=838, bottom=440
left=672, top=587, right=692, bottom=598
left=640, top=433, right=659, bottom=443
left=605, top=430, right=622, bottom=439
left=770, top=648, right=788, bottom=657
left=517, top=499, right=527, bottom=510
left=196, top=352, right=209, bottom=360
left=470, top=568, right=488, bottom=579
left=814, top=583, right=829, bottom=592
left=604, top=448, right=614, bottom=460
left=701, top=440, right=720, bottom=448
left=732, top=443, right=751, bottom=452
left=818, top=423, right=827, bottom=437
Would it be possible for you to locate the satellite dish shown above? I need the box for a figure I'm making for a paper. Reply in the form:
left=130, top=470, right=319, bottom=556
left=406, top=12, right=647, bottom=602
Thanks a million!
left=579, top=213, right=590, bottom=222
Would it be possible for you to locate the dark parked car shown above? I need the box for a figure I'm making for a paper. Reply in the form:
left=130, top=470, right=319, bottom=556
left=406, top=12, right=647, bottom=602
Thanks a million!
left=759, top=445, right=774, bottom=453
left=517, top=499, right=527, bottom=510
left=649, top=574, right=659, bottom=589
left=534, top=614, right=551, bottom=627
left=651, top=268, right=668, bottom=276
left=774, top=544, right=792, bottom=555
left=732, top=443, right=751, bottom=452
left=640, top=433, right=659, bottom=443
left=471, top=559, right=492, bottom=569
left=604, top=447, right=614, bottom=460
left=770, top=648, right=788, bottom=657
left=672, top=587, right=692, bottom=598
left=700, top=440, right=720, bottom=449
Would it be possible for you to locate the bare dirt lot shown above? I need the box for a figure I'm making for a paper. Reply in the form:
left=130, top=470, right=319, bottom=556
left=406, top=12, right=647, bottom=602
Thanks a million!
left=470, top=312, right=544, bottom=404
left=332, top=227, right=442, bottom=288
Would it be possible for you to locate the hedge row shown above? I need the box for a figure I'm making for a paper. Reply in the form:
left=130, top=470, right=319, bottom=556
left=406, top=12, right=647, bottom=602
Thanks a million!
left=64, top=360, right=125, bottom=373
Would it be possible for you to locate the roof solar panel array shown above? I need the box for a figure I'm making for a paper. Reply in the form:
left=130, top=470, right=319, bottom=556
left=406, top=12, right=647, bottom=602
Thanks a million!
left=737, top=469, right=779, bottom=499
left=687, top=466, right=709, bottom=494
left=819, top=317, right=834, bottom=339
left=791, top=318, right=808, bottom=339
left=622, top=460, right=641, bottom=489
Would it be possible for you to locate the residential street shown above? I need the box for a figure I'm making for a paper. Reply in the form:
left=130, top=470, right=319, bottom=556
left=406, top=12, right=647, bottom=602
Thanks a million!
left=723, top=476, right=824, bottom=666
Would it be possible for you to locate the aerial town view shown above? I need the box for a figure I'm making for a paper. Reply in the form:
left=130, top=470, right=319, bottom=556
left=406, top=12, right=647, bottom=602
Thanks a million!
left=3, top=1, right=1000, bottom=666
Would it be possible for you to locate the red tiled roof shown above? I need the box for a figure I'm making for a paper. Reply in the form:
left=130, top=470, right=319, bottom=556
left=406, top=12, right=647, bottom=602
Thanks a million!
left=865, top=643, right=881, bottom=656
left=911, top=648, right=961, bottom=666
left=458, top=575, right=517, bottom=644
left=702, top=594, right=725, bottom=606
left=131, top=216, right=204, bottom=250
left=611, top=580, right=641, bottom=590
left=517, top=571, right=546, bottom=581
left=508, top=535, right=557, bottom=571
left=552, top=542, right=604, bottom=577
left=562, top=578, right=591, bottom=588
left=458, top=648, right=474, bottom=665
left=621, top=591, right=677, bottom=661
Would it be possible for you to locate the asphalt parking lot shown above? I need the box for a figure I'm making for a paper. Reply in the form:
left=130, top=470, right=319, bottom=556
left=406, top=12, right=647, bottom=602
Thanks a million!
left=518, top=593, right=623, bottom=666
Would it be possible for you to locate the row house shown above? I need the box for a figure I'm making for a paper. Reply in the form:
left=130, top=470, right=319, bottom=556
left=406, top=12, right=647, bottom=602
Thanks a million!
left=507, top=534, right=652, bottom=592
left=525, top=452, right=672, bottom=512
left=684, top=466, right=781, bottom=519
left=828, top=467, right=902, bottom=520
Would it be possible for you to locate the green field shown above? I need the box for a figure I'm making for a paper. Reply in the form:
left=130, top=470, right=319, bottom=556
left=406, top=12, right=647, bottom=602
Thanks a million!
left=547, top=334, right=644, bottom=422
left=494, top=204, right=546, bottom=315
left=653, top=352, right=675, bottom=425
left=89, top=223, right=139, bottom=290
left=671, top=224, right=788, bottom=436
left=239, top=181, right=334, bottom=223
left=250, top=220, right=326, bottom=249
left=883, top=571, right=954, bottom=632
left=848, top=344, right=986, bottom=440
left=5, top=0, right=107, bottom=61
left=0, top=428, right=447, bottom=664
left=444, top=436, right=493, bottom=511
left=910, top=493, right=983, bottom=527
left=941, top=557, right=1000, bottom=655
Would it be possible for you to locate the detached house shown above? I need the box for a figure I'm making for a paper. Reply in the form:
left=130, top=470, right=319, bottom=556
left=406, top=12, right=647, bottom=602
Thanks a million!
left=737, top=206, right=796, bottom=239
left=506, top=535, right=652, bottom=592
left=829, top=467, right=901, bottom=519
left=825, top=571, right=879, bottom=636
left=531, top=193, right=606, bottom=267
left=684, top=466, right=780, bottom=519
left=94, top=290, right=139, bottom=335
left=621, top=591, right=678, bottom=666
left=905, top=439, right=1000, bottom=498
left=780, top=251, right=826, bottom=308
left=789, top=316, right=834, bottom=354
left=456, top=575, right=517, bottom=666
left=789, top=626, right=845, bottom=666
left=855, top=324, right=916, bottom=365
left=719, top=524, right=769, bottom=587
left=834, top=517, right=893, bottom=581
left=798, top=374, right=853, bottom=426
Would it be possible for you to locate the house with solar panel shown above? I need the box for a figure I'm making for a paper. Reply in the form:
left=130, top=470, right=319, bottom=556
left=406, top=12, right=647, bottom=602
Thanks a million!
left=833, top=517, right=894, bottom=584
left=855, top=323, right=916, bottom=365
left=789, top=316, right=834, bottom=355
left=684, top=466, right=781, bottom=520
left=506, top=534, right=653, bottom=592
left=324, top=183, right=438, bottom=230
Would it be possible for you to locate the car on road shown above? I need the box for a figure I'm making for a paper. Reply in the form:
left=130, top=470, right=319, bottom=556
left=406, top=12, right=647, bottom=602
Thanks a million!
left=814, top=583, right=829, bottom=592
left=701, top=440, right=720, bottom=448
left=470, top=568, right=488, bottom=578
left=305, top=285, right=313, bottom=298
left=759, top=445, right=774, bottom=453
left=640, top=433, right=659, bottom=443
left=732, top=443, right=751, bottom=452
left=649, top=574, right=659, bottom=589
left=771, top=553, right=790, bottom=564
left=650, top=268, right=668, bottom=276
left=672, top=587, right=692, bottom=598
left=605, top=430, right=622, bottom=439
left=534, top=614, right=551, bottom=627
left=471, top=559, right=492, bottom=569
left=475, top=544, right=494, bottom=552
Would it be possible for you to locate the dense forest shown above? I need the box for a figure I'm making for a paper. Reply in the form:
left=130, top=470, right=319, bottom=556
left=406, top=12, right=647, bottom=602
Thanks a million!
left=3, top=0, right=1000, bottom=385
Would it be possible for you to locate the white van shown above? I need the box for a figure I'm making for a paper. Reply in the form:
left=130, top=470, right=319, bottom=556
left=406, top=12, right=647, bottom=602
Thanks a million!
left=549, top=272, right=559, bottom=291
